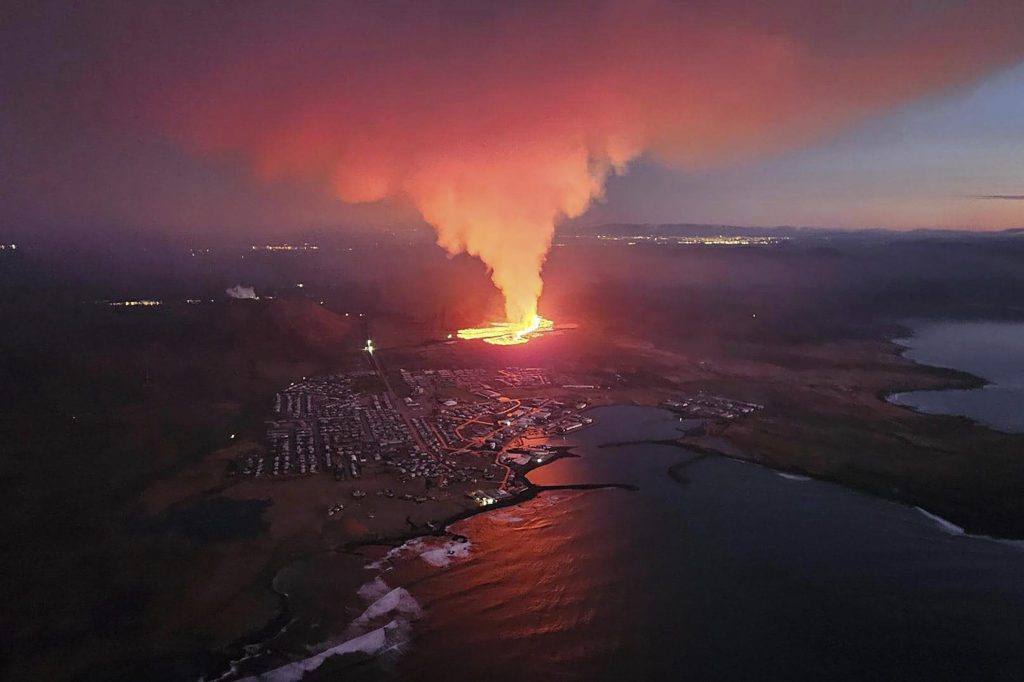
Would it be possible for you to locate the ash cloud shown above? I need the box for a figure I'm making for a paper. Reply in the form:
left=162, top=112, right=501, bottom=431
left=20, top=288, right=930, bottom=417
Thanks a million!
left=98, top=0, right=1024, bottom=325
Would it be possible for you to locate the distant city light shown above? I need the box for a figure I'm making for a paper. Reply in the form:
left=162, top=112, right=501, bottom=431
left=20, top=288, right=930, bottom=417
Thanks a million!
left=251, top=243, right=319, bottom=251
left=593, top=234, right=788, bottom=246
left=108, top=299, right=162, bottom=307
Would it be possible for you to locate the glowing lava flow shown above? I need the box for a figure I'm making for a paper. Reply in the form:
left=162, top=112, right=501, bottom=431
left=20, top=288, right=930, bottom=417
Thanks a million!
left=457, top=315, right=554, bottom=346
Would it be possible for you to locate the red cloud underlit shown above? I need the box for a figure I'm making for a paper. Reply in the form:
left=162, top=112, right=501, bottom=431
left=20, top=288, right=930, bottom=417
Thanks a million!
left=107, top=0, right=1024, bottom=326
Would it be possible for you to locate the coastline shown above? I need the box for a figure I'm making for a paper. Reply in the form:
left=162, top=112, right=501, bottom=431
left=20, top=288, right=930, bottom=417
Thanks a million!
left=882, top=334, right=989, bottom=395
left=207, top=377, right=1024, bottom=680
left=204, top=443, right=614, bottom=680
left=880, top=324, right=990, bottom=415
left=883, top=325, right=1024, bottom=436
left=680, top=335, right=1024, bottom=540
left=667, top=435, right=1024, bottom=544
left=205, top=328, right=1024, bottom=679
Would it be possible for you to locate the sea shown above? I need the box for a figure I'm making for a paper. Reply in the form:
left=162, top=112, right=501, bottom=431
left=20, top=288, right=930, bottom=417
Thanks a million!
left=250, top=405, right=1024, bottom=682
left=889, top=320, right=1024, bottom=433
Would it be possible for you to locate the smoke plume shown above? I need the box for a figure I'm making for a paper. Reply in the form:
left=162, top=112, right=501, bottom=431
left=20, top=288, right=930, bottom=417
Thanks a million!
left=116, top=0, right=1024, bottom=326
left=226, top=285, right=258, bottom=300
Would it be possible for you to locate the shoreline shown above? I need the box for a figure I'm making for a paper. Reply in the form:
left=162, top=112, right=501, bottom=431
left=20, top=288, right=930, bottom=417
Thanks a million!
left=878, top=324, right=987, bottom=399
left=239, top=400, right=1024, bottom=682
left=670, top=331, right=1024, bottom=540
left=884, top=328, right=1021, bottom=436
left=204, top=442, right=632, bottom=680
left=336, top=445, right=640, bottom=557
left=665, top=434, right=1024, bottom=543
left=205, top=334, right=1024, bottom=679
left=879, top=324, right=991, bottom=421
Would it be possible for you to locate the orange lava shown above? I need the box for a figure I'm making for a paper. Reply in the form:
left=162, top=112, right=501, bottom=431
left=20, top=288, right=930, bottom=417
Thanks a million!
left=457, top=315, right=554, bottom=346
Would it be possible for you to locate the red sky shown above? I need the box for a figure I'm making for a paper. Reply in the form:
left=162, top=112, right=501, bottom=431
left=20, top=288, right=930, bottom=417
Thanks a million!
left=2, top=1, right=1022, bottom=241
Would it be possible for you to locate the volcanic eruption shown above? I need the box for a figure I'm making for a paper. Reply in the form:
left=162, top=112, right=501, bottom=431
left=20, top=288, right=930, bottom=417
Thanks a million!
left=117, top=1, right=1024, bottom=344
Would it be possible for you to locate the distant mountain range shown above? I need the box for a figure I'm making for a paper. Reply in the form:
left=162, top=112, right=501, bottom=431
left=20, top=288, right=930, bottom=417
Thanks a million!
left=563, top=223, right=1024, bottom=241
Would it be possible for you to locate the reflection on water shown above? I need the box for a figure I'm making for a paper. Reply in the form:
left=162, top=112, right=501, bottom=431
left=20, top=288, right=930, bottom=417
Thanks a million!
left=890, top=320, right=1024, bottom=432
left=376, top=406, right=1024, bottom=682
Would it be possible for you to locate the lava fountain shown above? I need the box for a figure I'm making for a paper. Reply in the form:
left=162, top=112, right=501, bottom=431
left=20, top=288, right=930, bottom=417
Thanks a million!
left=132, top=2, right=1024, bottom=352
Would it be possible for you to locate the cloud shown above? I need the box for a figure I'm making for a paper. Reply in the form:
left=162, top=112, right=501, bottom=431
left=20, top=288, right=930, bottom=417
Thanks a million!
left=226, top=285, right=258, bottom=300
left=73, top=1, right=1024, bottom=321
left=973, top=195, right=1024, bottom=201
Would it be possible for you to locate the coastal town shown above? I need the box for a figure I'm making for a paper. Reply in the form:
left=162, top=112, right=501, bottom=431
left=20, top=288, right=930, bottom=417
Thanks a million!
left=661, top=393, right=764, bottom=420
left=231, top=366, right=595, bottom=512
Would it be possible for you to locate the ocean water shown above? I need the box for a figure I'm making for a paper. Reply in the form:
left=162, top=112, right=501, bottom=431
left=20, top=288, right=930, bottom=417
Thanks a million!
left=310, top=406, right=1024, bottom=682
left=889, top=320, right=1024, bottom=432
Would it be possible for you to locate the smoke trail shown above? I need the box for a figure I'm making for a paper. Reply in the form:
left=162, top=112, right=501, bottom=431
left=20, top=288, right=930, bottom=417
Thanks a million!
left=226, top=285, right=258, bottom=300
left=113, top=1, right=1024, bottom=325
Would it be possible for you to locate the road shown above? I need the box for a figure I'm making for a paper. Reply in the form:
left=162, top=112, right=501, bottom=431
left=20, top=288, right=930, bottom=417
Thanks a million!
left=364, top=347, right=436, bottom=460
left=364, top=347, right=553, bottom=491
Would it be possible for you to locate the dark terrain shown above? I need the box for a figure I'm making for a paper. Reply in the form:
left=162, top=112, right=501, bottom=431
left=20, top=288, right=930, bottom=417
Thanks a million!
left=1, top=226, right=1022, bottom=679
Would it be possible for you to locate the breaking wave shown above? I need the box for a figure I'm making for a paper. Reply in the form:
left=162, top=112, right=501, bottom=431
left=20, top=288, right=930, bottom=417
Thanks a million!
left=915, top=507, right=965, bottom=535
left=238, top=622, right=401, bottom=682
left=239, top=586, right=422, bottom=682
left=915, top=507, right=1024, bottom=549
left=487, top=510, right=525, bottom=524
left=356, top=576, right=391, bottom=602
left=365, top=536, right=472, bottom=570
left=352, top=586, right=423, bottom=628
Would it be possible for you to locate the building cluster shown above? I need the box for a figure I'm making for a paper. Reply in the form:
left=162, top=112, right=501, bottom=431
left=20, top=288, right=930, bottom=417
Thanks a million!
left=402, top=367, right=554, bottom=398
left=453, top=367, right=552, bottom=393
left=467, top=488, right=513, bottom=506
left=401, top=368, right=593, bottom=448
left=242, top=372, right=498, bottom=489
left=250, top=373, right=391, bottom=480
left=662, top=393, right=764, bottom=420
left=236, top=367, right=595, bottom=509
left=499, top=444, right=560, bottom=468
